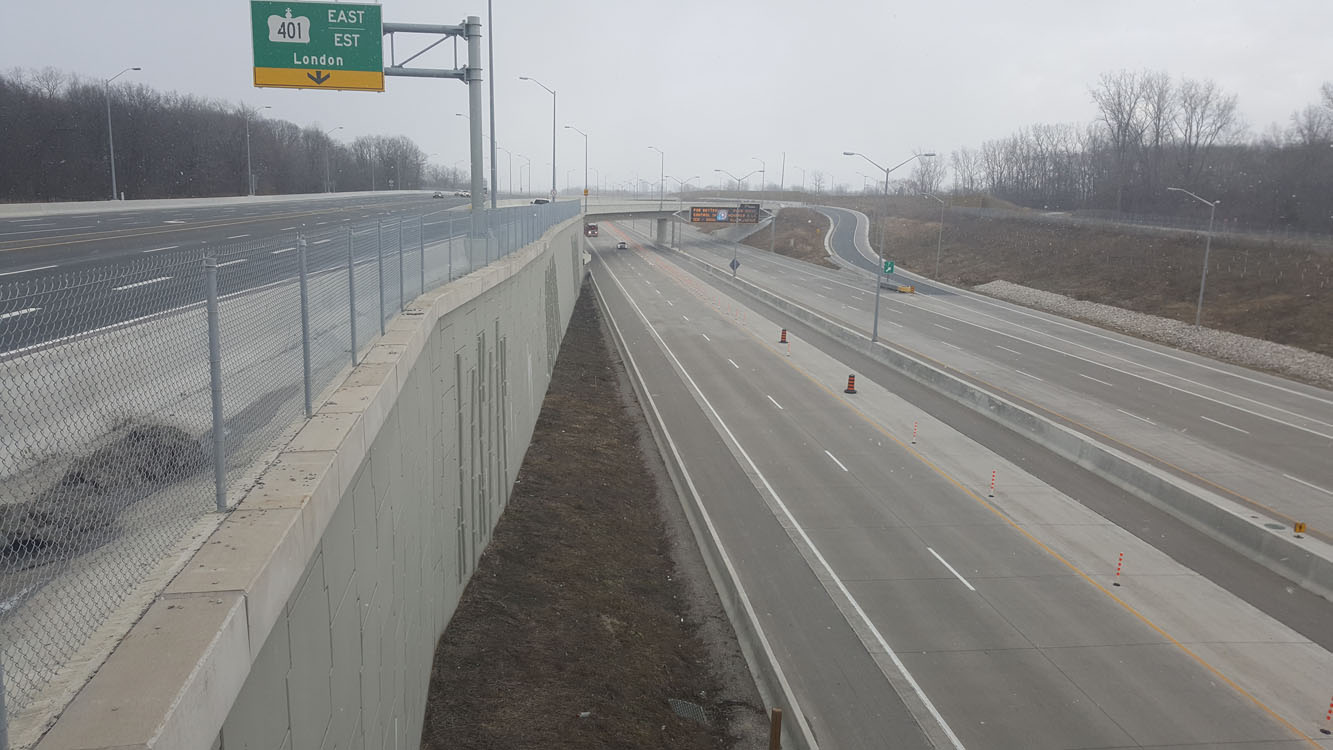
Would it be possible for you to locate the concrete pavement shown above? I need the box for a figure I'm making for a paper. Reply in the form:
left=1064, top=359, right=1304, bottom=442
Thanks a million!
left=589, top=224, right=1333, bottom=749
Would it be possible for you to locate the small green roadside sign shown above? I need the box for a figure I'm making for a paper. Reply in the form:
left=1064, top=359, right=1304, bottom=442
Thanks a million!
left=251, top=1, right=384, bottom=91
left=883, top=260, right=895, bottom=274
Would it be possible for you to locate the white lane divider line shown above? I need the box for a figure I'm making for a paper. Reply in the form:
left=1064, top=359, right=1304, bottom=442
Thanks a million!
left=1283, top=474, right=1333, bottom=496
left=940, top=341, right=963, bottom=350
left=271, top=247, right=295, bottom=255
left=701, top=333, right=711, bottom=342
left=1117, top=408, right=1155, bottom=425
left=682, top=315, right=689, bottom=321
left=313, top=238, right=333, bottom=244
left=886, top=320, right=904, bottom=328
left=225, top=234, right=250, bottom=239
left=996, top=345, right=1022, bottom=356
left=727, top=358, right=740, bottom=369
left=217, top=259, right=247, bottom=268
left=141, top=245, right=178, bottom=254
left=0, top=307, right=40, bottom=320
left=927, top=547, right=977, bottom=591
left=279, top=226, right=298, bottom=231
left=767, top=395, right=784, bottom=410
left=113, top=276, right=172, bottom=291
left=1014, top=369, right=1044, bottom=382
left=824, top=450, right=849, bottom=472
left=0, top=265, right=58, bottom=277
left=1078, top=373, right=1114, bottom=387
left=1200, top=415, right=1249, bottom=434
left=666, top=300, right=674, bottom=307
left=933, top=323, right=953, bottom=331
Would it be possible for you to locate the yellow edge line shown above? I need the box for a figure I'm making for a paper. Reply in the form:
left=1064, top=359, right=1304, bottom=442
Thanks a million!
left=609, top=227, right=1320, bottom=748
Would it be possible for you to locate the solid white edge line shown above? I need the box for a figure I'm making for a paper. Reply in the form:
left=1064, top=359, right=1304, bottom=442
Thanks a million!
left=824, top=450, right=849, bottom=472
left=996, top=345, right=1022, bottom=356
left=598, top=252, right=967, bottom=750
left=1282, top=474, right=1333, bottom=496
left=0, top=307, right=40, bottom=320
left=0, top=265, right=58, bottom=277
left=927, top=548, right=977, bottom=592
left=767, top=395, right=784, bottom=410
left=1200, top=415, right=1250, bottom=435
left=590, top=272, right=821, bottom=750
left=141, top=245, right=179, bottom=254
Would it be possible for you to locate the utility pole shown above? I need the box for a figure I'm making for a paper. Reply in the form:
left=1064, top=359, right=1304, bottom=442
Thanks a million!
left=104, top=66, right=140, bottom=200
left=487, top=0, right=497, bottom=208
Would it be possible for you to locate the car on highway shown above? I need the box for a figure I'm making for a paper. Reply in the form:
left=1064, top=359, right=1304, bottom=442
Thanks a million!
left=584, top=223, right=599, bottom=237
left=531, top=198, right=549, bottom=204
left=616, top=241, right=627, bottom=249
left=432, top=191, right=444, bottom=199
left=454, top=190, right=471, bottom=198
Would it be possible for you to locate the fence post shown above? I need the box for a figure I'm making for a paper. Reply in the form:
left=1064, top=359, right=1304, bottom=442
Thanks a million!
left=377, top=218, right=385, bottom=335
left=205, top=256, right=227, bottom=513
left=419, top=215, right=425, bottom=296
left=1, top=656, right=9, bottom=750
left=347, top=227, right=358, bottom=366
left=298, top=234, right=313, bottom=417
left=397, top=218, right=405, bottom=311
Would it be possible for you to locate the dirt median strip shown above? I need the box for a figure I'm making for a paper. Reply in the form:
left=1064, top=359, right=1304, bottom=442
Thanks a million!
left=420, top=279, right=765, bottom=749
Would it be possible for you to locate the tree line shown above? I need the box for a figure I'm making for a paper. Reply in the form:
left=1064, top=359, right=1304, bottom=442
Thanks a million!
left=0, top=67, right=466, bottom=203
left=948, top=71, right=1333, bottom=233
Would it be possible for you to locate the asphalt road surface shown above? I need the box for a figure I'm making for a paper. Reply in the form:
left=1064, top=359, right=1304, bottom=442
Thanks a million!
left=588, top=223, right=1333, bottom=749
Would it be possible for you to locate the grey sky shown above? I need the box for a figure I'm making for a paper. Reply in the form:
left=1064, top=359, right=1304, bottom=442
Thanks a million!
left=4, top=0, right=1329, bottom=193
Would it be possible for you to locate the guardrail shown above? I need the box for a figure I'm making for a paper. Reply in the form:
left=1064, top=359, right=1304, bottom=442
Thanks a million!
left=0, top=199, right=579, bottom=742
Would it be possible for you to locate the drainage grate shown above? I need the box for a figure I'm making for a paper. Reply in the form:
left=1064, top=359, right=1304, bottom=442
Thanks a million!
left=668, top=698, right=709, bottom=725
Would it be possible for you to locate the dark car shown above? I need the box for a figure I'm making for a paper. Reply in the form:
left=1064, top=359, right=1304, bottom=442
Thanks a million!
left=432, top=191, right=444, bottom=198
left=531, top=198, right=550, bottom=204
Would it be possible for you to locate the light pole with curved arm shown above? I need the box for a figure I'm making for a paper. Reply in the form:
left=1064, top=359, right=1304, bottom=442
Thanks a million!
left=920, top=192, right=947, bottom=278
left=649, top=146, right=665, bottom=211
left=244, top=104, right=271, bottom=196
left=752, top=156, right=765, bottom=196
left=565, top=124, right=588, bottom=211
left=666, top=174, right=699, bottom=248
left=715, top=167, right=758, bottom=193
left=1167, top=186, right=1220, bottom=326
left=519, top=76, right=556, bottom=200
left=496, top=145, right=513, bottom=197
left=323, top=125, right=344, bottom=193
left=518, top=154, right=531, bottom=194
left=105, top=66, right=141, bottom=200
left=842, top=150, right=936, bottom=342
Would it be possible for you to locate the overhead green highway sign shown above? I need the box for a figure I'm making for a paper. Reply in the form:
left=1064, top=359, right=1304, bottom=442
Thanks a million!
left=251, top=1, right=384, bottom=92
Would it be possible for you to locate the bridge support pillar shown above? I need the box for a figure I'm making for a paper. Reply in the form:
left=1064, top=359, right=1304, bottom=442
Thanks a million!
left=655, top=217, right=667, bottom=244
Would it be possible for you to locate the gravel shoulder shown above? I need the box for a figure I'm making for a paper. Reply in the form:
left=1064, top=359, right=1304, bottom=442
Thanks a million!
left=420, top=281, right=767, bottom=749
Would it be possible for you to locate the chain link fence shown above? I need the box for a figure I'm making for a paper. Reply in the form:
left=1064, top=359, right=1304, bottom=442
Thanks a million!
left=0, top=199, right=579, bottom=743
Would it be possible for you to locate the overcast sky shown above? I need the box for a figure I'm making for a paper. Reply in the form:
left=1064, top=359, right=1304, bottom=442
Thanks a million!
left=4, top=0, right=1330, bottom=193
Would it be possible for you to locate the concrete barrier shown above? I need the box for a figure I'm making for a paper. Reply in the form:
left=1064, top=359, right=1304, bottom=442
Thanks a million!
left=670, top=248, right=1333, bottom=605
left=32, top=216, right=588, bottom=749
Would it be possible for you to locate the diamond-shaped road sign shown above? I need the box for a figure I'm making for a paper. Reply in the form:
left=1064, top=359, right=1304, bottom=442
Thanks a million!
left=251, top=1, right=384, bottom=92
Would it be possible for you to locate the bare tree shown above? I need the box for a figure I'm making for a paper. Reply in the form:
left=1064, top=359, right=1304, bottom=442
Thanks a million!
left=950, top=147, right=981, bottom=194
left=1177, top=77, right=1238, bottom=185
left=911, top=154, right=947, bottom=194
left=810, top=170, right=825, bottom=193
left=1288, top=104, right=1332, bottom=145
left=1090, top=69, right=1149, bottom=211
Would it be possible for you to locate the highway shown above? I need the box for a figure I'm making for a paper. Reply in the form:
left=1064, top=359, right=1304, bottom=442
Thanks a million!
left=588, top=223, right=1333, bottom=749
left=0, top=193, right=466, bottom=273
left=671, top=205, right=1333, bottom=541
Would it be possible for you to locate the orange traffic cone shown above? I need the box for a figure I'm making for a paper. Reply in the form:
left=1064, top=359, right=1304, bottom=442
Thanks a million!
left=844, top=375, right=857, bottom=394
left=779, top=329, right=788, bottom=344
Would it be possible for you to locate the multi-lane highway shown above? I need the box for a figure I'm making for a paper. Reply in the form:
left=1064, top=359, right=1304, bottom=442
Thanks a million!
left=0, top=193, right=466, bottom=273
left=588, top=221, right=1333, bottom=748
left=676, top=205, right=1333, bottom=541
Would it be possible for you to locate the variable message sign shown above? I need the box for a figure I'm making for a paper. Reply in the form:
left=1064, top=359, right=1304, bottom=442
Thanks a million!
left=251, top=1, right=384, bottom=91
left=691, top=205, right=761, bottom=223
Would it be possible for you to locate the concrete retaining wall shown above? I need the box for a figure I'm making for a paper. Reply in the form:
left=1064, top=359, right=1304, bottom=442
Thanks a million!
left=35, top=217, right=587, bottom=750
left=671, top=249, right=1333, bottom=605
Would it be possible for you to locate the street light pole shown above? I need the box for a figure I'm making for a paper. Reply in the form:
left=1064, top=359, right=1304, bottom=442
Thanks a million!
left=1167, top=187, right=1220, bottom=327
left=649, top=146, right=665, bottom=211
left=519, top=154, right=530, bottom=193
left=842, top=150, right=936, bottom=343
left=715, top=167, right=758, bottom=194
left=753, top=157, right=765, bottom=196
left=519, top=76, right=556, bottom=201
left=487, top=0, right=498, bottom=209
left=244, top=104, right=271, bottom=196
left=565, top=125, right=588, bottom=211
left=322, top=125, right=344, bottom=194
left=666, top=174, right=699, bottom=249
left=497, top=145, right=513, bottom=197
left=921, top=192, right=947, bottom=278
left=104, top=66, right=140, bottom=201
